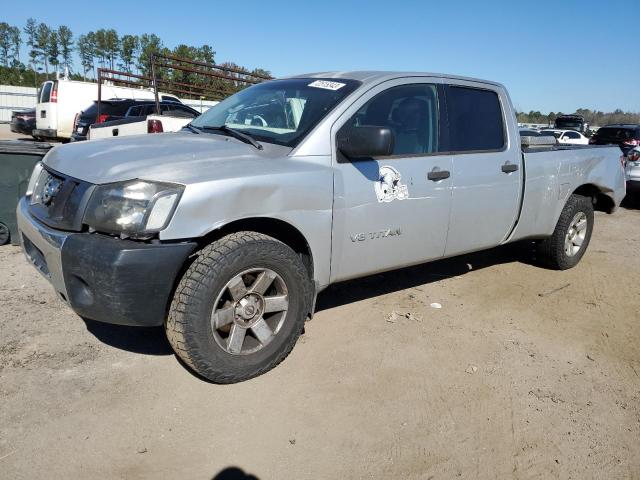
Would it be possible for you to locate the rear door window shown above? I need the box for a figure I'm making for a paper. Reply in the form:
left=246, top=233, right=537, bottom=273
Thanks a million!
left=40, top=82, right=52, bottom=103
left=108, top=102, right=134, bottom=116
left=445, top=86, right=505, bottom=152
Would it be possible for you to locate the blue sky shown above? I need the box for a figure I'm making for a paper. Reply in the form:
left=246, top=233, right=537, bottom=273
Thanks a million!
left=4, top=0, right=639, bottom=113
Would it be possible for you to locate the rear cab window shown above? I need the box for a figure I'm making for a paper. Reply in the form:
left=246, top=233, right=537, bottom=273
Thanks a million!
left=444, top=85, right=505, bottom=152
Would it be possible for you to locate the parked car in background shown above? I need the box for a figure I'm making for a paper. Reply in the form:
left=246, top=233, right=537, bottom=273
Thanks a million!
left=33, top=76, right=180, bottom=142
left=71, top=98, right=190, bottom=142
left=17, top=71, right=625, bottom=383
left=589, top=124, right=640, bottom=155
left=554, top=114, right=589, bottom=134
left=626, top=146, right=640, bottom=191
left=88, top=102, right=200, bottom=140
left=519, top=128, right=541, bottom=136
left=540, top=129, right=589, bottom=145
left=71, top=99, right=144, bottom=142
left=10, top=108, right=36, bottom=136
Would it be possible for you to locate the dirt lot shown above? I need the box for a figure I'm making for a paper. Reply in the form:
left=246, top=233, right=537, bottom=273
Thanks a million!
left=0, top=123, right=35, bottom=142
left=1, top=198, right=639, bottom=479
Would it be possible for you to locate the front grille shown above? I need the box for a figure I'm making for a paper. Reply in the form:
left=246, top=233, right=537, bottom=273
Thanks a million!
left=29, top=167, right=94, bottom=231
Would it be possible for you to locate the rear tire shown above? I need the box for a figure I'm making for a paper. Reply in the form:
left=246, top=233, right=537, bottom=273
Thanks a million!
left=0, top=223, right=10, bottom=246
left=537, top=194, right=594, bottom=270
left=166, top=231, right=313, bottom=383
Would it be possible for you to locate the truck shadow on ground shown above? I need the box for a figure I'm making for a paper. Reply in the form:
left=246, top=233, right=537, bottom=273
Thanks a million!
left=82, top=241, right=538, bottom=356
left=316, top=241, right=537, bottom=313
left=211, top=467, right=259, bottom=480
left=621, top=192, right=640, bottom=210
left=83, top=319, right=173, bottom=355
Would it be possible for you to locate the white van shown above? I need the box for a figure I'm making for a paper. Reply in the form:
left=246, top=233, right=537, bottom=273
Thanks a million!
left=33, top=77, right=180, bottom=142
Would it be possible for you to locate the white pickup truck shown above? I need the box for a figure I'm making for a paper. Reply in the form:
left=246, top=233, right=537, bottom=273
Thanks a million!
left=33, top=77, right=177, bottom=142
left=88, top=101, right=200, bottom=140
left=18, top=71, right=626, bottom=383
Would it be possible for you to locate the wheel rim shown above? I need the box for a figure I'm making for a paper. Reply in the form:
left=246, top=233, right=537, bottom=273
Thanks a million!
left=210, top=268, right=289, bottom=355
left=564, top=212, right=587, bottom=257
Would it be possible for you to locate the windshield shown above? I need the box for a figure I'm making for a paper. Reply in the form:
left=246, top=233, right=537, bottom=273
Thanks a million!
left=191, top=78, right=361, bottom=147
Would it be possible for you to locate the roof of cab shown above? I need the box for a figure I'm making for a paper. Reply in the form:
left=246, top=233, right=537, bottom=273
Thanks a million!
left=284, top=71, right=505, bottom=89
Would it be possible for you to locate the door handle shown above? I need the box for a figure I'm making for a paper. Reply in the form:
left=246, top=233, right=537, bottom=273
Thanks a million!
left=501, top=162, right=519, bottom=173
left=427, top=169, right=451, bottom=181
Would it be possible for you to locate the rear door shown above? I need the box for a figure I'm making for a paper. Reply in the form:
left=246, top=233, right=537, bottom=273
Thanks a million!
left=330, top=78, right=454, bottom=282
left=443, top=83, right=522, bottom=256
left=36, top=81, right=56, bottom=132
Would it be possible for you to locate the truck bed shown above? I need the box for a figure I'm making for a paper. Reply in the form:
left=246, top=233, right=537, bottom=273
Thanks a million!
left=89, top=113, right=192, bottom=140
left=510, top=144, right=624, bottom=242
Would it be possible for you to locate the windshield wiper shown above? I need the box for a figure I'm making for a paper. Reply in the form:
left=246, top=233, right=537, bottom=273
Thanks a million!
left=184, top=123, right=202, bottom=134
left=201, top=125, right=263, bottom=150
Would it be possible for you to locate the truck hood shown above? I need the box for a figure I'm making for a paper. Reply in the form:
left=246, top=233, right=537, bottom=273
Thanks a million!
left=43, top=132, right=293, bottom=185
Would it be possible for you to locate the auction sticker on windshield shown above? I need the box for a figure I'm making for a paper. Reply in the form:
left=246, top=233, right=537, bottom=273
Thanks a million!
left=308, top=80, right=346, bottom=90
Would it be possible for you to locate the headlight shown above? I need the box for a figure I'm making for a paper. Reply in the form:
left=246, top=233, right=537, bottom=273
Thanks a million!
left=26, top=162, right=44, bottom=197
left=84, top=180, right=184, bottom=238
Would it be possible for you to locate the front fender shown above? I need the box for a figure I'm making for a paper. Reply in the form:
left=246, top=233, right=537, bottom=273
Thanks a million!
left=160, top=160, right=334, bottom=287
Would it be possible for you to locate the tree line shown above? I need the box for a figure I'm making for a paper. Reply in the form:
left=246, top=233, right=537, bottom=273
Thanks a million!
left=0, top=18, right=271, bottom=98
left=517, top=109, right=640, bottom=127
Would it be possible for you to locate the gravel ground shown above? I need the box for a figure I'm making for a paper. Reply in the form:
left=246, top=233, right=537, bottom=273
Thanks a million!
left=1, top=197, right=639, bottom=479
left=0, top=123, right=35, bottom=141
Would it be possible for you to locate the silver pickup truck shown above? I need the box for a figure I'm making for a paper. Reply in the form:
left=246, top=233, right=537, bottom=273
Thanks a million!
left=17, top=71, right=626, bottom=383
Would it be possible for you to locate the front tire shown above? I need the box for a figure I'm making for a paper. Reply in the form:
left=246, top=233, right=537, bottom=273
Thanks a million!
left=537, top=194, right=594, bottom=270
left=166, top=232, right=313, bottom=383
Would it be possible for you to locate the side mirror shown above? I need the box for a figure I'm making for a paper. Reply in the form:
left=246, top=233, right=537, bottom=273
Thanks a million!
left=337, top=125, right=395, bottom=160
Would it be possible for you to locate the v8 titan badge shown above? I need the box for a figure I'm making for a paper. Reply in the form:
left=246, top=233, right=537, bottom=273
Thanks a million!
left=375, top=166, right=409, bottom=203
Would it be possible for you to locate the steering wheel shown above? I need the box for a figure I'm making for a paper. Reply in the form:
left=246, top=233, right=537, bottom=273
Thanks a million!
left=251, top=115, right=267, bottom=127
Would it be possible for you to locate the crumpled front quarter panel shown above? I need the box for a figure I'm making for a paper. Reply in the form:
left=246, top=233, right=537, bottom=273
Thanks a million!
left=161, top=155, right=334, bottom=287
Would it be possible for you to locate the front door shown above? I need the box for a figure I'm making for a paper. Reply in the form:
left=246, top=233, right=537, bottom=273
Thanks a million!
left=330, top=81, right=453, bottom=283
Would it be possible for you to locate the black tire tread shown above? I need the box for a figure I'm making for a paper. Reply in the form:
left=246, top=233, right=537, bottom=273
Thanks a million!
left=537, top=194, right=594, bottom=270
left=166, top=231, right=312, bottom=383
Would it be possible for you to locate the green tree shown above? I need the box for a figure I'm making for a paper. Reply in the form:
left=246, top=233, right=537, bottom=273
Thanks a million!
left=138, top=33, right=163, bottom=76
left=57, top=26, right=73, bottom=71
left=23, top=18, right=39, bottom=69
left=197, top=44, right=215, bottom=64
left=0, top=23, right=10, bottom=66
left=47, top=30, right=60, bottom=71
left=9, top=25, right=21, bottom=66
left=76, top=32, right=96, bottom=79
left=119, top=34, right=139, bottom=72
left=36, top=23, right=51, bottom=74
left=251, top=67, right=271, bottom=79
left=93, top=29, right=108, bottom=68
left=104, top=29, right=119, bottom=70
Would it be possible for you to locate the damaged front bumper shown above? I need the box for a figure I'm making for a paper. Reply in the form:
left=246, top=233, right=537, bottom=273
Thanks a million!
left=16, top=197, right=197, bottom=326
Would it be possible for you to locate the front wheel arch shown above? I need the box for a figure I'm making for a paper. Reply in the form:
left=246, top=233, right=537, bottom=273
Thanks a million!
left=200, top=217, right=315, bottom=280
